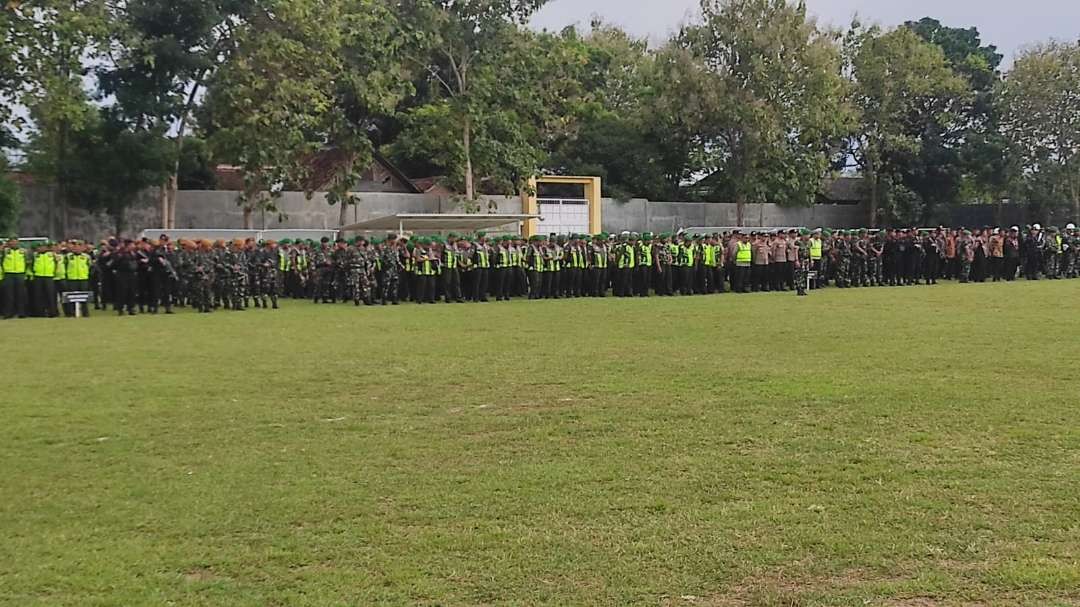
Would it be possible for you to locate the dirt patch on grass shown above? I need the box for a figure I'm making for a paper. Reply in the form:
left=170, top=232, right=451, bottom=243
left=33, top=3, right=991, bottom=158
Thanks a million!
left=182, top=567, right=225, bottom=584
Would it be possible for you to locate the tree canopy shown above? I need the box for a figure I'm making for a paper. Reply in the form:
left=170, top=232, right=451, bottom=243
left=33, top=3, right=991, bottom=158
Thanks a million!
left=2, top=0, right=1079, bottom=232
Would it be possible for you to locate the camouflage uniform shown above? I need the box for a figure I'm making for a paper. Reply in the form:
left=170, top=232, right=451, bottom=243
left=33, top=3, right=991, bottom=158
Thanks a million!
left=794, top=236, right=812, bottom=296
left=380, top=244, right=403, bottom=305
left=192, top=250, right=215, bottom=312
left=833, top=236, right=851, bottom=288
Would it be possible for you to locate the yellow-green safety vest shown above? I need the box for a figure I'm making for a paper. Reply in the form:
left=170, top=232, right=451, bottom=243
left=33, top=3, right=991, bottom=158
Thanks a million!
left=736, top=242, right=752, bottom=265
left=2, top=248, right=27, bottom=274
left=810, top=238, right=822, bottom=261
left=32, top=252, right=56, bottom=278
left=67, top=253, right=91, bottom=280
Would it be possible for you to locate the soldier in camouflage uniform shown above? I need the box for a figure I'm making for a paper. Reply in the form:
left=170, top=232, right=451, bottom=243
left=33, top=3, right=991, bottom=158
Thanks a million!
left=253, top=241, right=280, bottom=309
left=957, top=230, right=974, bottom=283
left=380, top=234, right=403, bottom=305
left=850, top=230, right=867, bottom=287
left=311, top=238, right=334, bottom=303
left=1063, top=225, right=1077, bottom=278
left=192, top=241, right=216, bottom=313
left=832, top=231, right=851, bottom=288
left=869, top=231, right=885, bottom=286
left=794, top=229, right=812, bottom=296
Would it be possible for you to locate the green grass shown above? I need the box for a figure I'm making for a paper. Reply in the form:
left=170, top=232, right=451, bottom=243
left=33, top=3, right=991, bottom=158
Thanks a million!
left=3, top=281, right=1080, bottom=606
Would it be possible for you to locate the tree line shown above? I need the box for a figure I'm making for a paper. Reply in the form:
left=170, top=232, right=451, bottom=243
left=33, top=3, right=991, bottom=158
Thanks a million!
left=1, top=0, right=1078, bottom=236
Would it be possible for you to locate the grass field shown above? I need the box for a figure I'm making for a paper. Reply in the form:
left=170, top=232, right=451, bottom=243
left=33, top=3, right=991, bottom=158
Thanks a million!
left=3, top=281, right=1080, bottom=606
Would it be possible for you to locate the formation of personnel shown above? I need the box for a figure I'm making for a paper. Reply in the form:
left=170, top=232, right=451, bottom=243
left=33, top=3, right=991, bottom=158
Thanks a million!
left=1, top=222, right=1076, bottom=319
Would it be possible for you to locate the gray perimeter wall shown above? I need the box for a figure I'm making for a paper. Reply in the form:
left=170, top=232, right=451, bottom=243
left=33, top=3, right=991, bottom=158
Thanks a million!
left=17, top=184, right=866, bottom=241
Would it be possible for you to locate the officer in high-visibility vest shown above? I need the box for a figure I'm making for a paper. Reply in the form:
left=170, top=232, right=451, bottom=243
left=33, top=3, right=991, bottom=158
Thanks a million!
left=0, top=238, right=24, bottom=318
left=809, top=228, right=824, bottom=289
left=733, top=231, right=753, bottom=294
left=31, top=243, right=59, bottom=317
left=65, top=242, right=93, bottom=317
left=442, top=233, right=464, bottom=303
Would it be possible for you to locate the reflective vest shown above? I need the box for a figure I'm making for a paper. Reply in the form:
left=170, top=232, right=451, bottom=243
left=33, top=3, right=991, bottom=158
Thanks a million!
left=55, top=254, right=68, bottom=280
left=1056, top=235, right=1063, bottom=253
left=736, top=242, right=752, bottom=265
left=67, top=253, right=91, bottom=280
left=444, top=248, right=457, bottom=269
left=638, top=244, right=652, bottom=268
left=278, top=251, right=291, bottom=271
left=295, top=251, right=308, bottom=271
left=2, top=248, right=26, bottom=274
left=531, top=249, right=544, bottom=272
left=810, top=238, right=822, bottom=261
left=497, top=248, right=511, bottom=268
left=593, top=247, right=608, bottom=269
left=32, top=252, right=56, bottom=278
left=702, top=245, right=716, bottom=267
left=418, top=252, right=434, bottom=276
left=476, top=248, right=490, bottom=269
left=680, top=245, right=694, bottom=267
left=617, top=245, right=635, bottom=269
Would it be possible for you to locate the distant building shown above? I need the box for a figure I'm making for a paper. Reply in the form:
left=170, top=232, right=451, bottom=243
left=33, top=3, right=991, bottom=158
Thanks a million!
left=211, top=149, right=424, bottom=194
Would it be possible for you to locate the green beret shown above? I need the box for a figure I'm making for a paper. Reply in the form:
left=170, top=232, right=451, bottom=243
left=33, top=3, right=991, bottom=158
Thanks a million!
left=799, top=229, right=811, bottom=236
left=448, top=232, right=460, bottom=239
left=823, top=229, right=833, bottom=236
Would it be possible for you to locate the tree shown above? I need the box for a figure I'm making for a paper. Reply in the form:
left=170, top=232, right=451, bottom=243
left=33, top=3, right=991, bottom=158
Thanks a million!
left=11, top=0, right=109, bottom=238
left=202, top=0, right=343, bottom=228
left=1000, top=40, right=1080, bottom=222
left=675, top=0, right=852, bottom=224
left=844, top=24, right=969, bottom=226
left=304, top=0, right=413, bottom=225
left=100, top=0, right=257, bottom=229
left=0, top=169, right=20, bottom=236
left=906, top=17, right=1007, bottom=212
left=65, top=110, right=172, bottom=236
left=396, top=0, right=551, bottom=201
left=543, top=23, right=683, bottom=200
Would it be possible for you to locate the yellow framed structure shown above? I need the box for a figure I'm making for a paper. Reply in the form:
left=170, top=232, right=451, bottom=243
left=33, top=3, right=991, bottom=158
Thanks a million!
left=523, top=176, right=602, bottom=238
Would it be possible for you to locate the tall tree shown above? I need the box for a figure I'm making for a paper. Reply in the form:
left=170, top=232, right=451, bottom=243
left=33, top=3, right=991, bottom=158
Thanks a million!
left=65, top=109, right=173, bottom=236
left=202, top=0, right=343, bottom=228
left=395, top=0, right=550, bottom=201
left=11, top=0, right=109, bottom=238
left=1000, top=40, right=1080, bottom=222
left=543, top=23, right=685, bottom=200
left=844, top=24, right=969, bottom=226
left=100, top=0, right=256, bottom=229
left=906, top=17, right=1007, bottom=213
left=675, top=0, right=852, bottom=224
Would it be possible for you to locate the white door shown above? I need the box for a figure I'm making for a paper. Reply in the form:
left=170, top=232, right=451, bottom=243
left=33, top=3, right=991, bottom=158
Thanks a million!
left=537, top=198, right=589, bottom=235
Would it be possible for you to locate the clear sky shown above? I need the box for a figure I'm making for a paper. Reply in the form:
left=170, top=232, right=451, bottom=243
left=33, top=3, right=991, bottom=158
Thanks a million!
left=532, top=0, right=1080, bottom=64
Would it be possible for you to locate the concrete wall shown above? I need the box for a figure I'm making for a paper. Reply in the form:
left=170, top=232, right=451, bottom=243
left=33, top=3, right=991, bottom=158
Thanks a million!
left=17, top=184, right=162, bottom=241
left=16, top=183, right=862, bottom=242
left=600, top=199, right=866, bottom=233
left=173, top=191, right=524, bottom=231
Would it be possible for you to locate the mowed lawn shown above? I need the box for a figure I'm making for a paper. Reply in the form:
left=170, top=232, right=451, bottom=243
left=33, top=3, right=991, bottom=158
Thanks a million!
left=3, top=282, right=1080, bottom=607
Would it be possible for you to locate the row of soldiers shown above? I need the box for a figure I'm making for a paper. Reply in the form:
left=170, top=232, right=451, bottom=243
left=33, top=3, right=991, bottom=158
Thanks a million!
left=2, top=223, right=1076, bottom=318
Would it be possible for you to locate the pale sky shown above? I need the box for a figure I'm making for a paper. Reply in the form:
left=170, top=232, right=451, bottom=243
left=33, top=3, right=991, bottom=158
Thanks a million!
left=532, top=0, right=1080, bottom=64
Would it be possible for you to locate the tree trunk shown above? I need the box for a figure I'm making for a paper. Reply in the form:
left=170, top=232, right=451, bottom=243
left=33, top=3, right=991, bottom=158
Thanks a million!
left=735, top=195, right=745, bottom=227
left=243, top=207, right=254, bottom=230
left=867, top=165, right=879, bottom=229
left=463, top=114, right=475, bottom=200
left=167, top=173, right=179, bottom=229
left=56, top=122, right=70, bottom=239
left=339, top=201, right=349, bottom=227
left=159, top=181, right=169, bottom=229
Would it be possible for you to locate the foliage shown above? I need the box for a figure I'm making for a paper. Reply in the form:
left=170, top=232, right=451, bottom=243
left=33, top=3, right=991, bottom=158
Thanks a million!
left=674, top=0, right=852, bottom=216
left=844, top=24, right=970, bottom=225
left=0, top=169, right=20, bottom=236
left=64, top=109, right=173, bottom=233
left=392, top=0, right=552, bottom=200
left=177, top=136, right=218, bottom=190
left=999, top=40, right=1080, bottom=221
